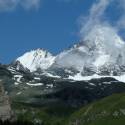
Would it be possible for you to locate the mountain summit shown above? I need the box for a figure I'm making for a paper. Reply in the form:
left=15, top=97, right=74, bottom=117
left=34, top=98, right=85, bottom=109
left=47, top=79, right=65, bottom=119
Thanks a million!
left=16, top=49, right=55, bottom=72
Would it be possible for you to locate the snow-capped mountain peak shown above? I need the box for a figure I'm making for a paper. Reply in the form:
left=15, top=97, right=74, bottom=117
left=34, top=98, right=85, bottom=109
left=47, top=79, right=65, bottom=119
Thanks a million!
left=16, top=49, right=55, bottom=72
left=10, top=25, right=125, bottom=81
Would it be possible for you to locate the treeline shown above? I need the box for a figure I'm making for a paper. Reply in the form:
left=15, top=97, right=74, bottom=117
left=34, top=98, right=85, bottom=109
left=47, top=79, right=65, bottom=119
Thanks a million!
left=0, top=120, right=34, bottom=125
left=0, top=119, right=64, bottom=125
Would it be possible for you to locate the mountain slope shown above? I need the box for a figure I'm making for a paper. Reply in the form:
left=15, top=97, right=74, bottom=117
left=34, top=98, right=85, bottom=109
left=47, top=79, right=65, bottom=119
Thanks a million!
left=68, top=92, right=125, bottom=125
left=54, top=26, right=125, bottom=76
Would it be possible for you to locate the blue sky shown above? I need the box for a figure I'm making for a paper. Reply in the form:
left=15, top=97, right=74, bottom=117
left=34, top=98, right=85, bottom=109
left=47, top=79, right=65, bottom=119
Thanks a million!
left=0, top=0, right=125, bottom=63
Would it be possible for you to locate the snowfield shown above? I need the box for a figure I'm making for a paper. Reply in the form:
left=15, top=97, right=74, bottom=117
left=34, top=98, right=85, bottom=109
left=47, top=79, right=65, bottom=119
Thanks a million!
left=68, top=73, right=125, bottom=83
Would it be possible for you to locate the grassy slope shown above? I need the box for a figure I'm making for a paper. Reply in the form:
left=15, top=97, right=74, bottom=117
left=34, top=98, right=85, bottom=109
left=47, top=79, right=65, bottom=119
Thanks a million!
left=11, top=93, right=125, bottom=125
left=11, top=102, right=77, bottom=125
left=68, top=93, right=125, bottom=125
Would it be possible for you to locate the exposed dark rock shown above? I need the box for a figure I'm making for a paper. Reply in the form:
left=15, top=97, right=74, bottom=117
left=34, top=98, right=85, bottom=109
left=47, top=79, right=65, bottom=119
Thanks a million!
left=0, top=81, right=13, bottom=121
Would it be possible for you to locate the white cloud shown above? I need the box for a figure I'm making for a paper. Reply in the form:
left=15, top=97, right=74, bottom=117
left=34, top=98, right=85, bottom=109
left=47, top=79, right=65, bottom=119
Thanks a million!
left=80, top=0, right=112, bottom=38
left=21, top=0, right=41, bottom=10
left=0, top=0, right=41, bottom=11
left=117, top=16, right=125, bottom=30
left=79, top=0, right=125, bottom=41
left=116, top=0, right=125, bottom=30
left=0, top=0, right=79, bottom=12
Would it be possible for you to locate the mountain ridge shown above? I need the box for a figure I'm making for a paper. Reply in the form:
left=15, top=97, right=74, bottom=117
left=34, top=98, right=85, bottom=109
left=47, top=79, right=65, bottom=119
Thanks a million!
left=8, top=28, right=125, bottom=82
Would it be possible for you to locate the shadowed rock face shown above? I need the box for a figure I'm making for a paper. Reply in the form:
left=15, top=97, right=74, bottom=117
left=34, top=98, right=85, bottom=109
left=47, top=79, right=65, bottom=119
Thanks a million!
left=0, top=81, right=12, bottom=121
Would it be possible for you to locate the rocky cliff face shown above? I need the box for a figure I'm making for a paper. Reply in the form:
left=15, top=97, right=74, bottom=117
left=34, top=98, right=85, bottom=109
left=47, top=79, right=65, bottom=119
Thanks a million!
left=0, top=80, right=12, bottom=121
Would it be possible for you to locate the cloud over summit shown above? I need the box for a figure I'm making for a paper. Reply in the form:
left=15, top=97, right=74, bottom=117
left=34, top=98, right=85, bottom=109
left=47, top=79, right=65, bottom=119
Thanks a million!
left=79, top=0, right=125, bottom=41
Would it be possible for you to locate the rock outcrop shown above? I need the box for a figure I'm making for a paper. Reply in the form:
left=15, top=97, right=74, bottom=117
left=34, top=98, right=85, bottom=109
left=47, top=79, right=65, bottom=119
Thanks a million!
left=0, top=80, right=12, bottom=121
